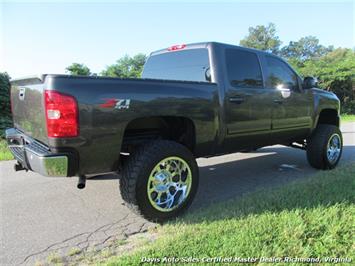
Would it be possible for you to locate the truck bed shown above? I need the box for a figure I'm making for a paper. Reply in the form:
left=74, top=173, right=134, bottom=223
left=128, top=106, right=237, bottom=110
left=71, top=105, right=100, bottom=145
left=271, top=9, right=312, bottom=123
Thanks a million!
left=9, top=74, right=219, bottom=175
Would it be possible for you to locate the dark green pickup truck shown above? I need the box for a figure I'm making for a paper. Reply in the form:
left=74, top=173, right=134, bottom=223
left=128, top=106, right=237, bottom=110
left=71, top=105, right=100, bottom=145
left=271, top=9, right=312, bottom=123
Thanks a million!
left=6, top=42, right=342, bottom=221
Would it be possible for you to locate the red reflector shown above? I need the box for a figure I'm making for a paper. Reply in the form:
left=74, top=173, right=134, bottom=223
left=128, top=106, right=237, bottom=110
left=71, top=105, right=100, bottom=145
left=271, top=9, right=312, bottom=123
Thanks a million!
left=168, top=44, right=186, bottom=51
left=44, top=90, right=78, bottom=138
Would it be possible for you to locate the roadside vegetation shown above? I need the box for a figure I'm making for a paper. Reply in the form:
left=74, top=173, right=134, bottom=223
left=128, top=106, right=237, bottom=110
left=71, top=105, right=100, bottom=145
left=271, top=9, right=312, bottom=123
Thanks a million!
left=0, top=72, right=12, bottom=139
left=0, top=72, right=13, bottom=161
left=103, top=163, right=354, bottom=265
left=341, top=114, right=355, bottom=123
left=0, top=139, right=13, bottom=161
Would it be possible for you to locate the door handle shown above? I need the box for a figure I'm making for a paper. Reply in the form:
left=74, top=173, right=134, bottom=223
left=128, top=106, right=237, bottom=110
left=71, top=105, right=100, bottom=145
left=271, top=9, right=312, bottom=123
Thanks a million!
left=273, top=99, right=283, bottom=104
left=229, top=97, right=245, bottom=104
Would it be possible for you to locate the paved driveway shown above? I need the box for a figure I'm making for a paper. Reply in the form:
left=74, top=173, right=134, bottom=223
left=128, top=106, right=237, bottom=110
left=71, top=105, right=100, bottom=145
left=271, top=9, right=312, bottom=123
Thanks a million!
left=1, top=123, right=354, bottom=265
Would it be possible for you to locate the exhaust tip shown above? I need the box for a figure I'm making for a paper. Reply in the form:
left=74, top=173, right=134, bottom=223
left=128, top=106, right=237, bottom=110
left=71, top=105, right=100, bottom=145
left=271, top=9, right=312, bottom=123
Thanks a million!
left=77, top=183, right=86, bottom=189
left=77, top=176, right=86, bottom=189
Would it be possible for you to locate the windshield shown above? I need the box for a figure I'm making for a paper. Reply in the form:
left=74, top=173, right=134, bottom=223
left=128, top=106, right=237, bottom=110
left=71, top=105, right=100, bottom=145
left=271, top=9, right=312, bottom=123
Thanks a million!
left=142, top=48, right=211, bottom=82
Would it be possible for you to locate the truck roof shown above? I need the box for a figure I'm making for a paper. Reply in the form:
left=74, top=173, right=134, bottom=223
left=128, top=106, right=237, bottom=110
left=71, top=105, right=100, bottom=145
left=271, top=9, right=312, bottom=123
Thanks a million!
left=149, top=41, right=270, bottom=56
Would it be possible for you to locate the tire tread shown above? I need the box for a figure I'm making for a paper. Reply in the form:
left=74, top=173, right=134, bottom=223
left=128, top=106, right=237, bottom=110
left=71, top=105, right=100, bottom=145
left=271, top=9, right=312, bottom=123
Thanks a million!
left=306, top=124, right=342, bottom=169
left=119, top=140, right=198, bottom=222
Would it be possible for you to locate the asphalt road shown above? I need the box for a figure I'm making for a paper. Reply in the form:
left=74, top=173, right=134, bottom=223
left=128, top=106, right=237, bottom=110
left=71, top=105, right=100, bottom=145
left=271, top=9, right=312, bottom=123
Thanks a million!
left=1, top=123, right=354, bottom=265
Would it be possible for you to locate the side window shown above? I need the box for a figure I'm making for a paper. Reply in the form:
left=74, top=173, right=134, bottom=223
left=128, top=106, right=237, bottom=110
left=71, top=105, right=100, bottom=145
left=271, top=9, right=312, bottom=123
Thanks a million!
left=265, top=56, right=299, bottom=91
left=226, top=49, right=263, bottom=88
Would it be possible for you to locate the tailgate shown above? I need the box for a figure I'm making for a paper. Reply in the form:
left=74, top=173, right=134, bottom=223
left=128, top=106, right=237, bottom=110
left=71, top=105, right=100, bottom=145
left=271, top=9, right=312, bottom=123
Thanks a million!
left=11, top=75, right=48, bottom=144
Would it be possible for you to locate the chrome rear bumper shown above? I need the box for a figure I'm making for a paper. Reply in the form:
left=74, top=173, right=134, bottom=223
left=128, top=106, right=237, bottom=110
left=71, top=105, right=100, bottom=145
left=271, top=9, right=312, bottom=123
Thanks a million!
left=5, top=128, right=69, bottom=177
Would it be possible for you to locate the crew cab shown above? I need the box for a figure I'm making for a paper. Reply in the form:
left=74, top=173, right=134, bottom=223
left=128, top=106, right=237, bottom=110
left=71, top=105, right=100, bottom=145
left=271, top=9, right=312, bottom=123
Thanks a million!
left=6, top=42, right=342, bottom=222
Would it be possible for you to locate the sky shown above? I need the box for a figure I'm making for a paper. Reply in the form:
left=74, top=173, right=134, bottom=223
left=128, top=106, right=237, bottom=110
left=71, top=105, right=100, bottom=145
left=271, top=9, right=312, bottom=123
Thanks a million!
left=0, top=0, right=354, bottom=78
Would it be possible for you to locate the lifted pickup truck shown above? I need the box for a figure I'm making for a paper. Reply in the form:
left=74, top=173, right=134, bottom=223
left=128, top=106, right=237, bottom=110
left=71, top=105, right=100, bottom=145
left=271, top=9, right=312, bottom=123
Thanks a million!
left=6, top=42, right=342, bottom=222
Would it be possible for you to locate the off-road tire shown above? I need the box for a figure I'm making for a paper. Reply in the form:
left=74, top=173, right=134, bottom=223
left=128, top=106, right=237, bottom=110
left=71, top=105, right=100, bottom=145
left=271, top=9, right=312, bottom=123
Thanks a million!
left=119, top=140, right=199, bottom=222
left=306, top=124, right=342, bottom=169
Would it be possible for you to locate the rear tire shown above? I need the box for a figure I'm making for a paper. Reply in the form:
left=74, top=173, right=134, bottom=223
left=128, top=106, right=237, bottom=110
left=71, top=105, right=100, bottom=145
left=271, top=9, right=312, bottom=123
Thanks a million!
left=119, top=140, right=199, bottom=222
left=306, top=124, right=342, bottom=169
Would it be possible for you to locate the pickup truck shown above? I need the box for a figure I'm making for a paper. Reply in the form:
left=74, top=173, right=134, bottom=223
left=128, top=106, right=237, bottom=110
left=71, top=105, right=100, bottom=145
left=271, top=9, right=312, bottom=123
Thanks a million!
left=6, top=42, right=342, bottom=222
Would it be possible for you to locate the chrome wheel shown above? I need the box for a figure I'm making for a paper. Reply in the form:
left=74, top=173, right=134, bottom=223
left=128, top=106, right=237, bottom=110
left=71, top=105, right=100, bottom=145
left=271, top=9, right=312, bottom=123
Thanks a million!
left=327, top=133, right=341, bottom=164
left=147, top=157, right=192, bottom=212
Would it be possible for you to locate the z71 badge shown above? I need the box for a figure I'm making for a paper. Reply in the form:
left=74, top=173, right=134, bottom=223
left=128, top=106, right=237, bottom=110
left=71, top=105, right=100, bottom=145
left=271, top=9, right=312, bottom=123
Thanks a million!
left=100, top=98, right=131, bottom=109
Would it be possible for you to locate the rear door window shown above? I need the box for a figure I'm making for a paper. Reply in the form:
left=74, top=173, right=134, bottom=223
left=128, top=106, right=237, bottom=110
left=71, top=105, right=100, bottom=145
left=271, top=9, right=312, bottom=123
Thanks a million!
left=226, top=49, right=263, bottom=88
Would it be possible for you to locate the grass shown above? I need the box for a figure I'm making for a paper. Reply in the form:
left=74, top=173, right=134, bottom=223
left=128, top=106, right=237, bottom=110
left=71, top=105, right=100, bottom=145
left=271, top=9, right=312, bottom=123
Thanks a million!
left=341, top=114, right=355, bottom=122
left=68, top=247, right=81, bottom=257
left=46, top=252, right=62, bottom=264
left=106, top=163, right=354, bottom=266
left=116, top=239, right=128, bottom=246
left=0, top=139, right=13, bottom=161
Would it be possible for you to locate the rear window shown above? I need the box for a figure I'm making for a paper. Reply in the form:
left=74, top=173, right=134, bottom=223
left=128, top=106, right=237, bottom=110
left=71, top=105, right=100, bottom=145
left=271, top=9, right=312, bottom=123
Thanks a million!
left=142, top=49, right=210, bottom=82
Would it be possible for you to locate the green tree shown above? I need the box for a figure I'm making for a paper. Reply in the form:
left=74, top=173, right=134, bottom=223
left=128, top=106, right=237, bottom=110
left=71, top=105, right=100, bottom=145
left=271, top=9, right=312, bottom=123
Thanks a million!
left=295, top=48, right=354, bottom=87
left=101, top=54, right=146, bottom=78
left=65, top=63, right=91, bottom=76
left=290, top=48, right=355, bottom=113
left=281, top=36, right=333, bottom=61
left=239, top=23, right=281, bottom=54
left=0, top=72, right=12, bottom=138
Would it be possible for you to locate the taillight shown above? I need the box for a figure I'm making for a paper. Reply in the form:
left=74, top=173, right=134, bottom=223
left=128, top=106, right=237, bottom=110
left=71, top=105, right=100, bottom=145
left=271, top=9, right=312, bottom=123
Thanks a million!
left=44, top=90, right=78, bottom=137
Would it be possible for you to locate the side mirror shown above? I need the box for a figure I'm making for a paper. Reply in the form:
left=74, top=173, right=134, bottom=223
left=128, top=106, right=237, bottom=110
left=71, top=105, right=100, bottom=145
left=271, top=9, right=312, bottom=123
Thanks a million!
left=303, top=76, right=318, bottom=89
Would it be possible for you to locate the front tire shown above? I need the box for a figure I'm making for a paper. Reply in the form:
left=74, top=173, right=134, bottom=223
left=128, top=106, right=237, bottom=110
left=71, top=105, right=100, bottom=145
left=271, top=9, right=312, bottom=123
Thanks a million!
left=119, top=140, right=199, bottom=222
left=306, top=124, right=343, bottom=169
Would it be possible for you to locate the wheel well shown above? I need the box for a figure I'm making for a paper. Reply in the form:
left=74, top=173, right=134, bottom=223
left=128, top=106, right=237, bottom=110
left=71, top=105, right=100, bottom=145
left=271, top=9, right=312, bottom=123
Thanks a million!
left=121, top=116, right=196, bottom=153
left=317, top=109, right=339, bottom=127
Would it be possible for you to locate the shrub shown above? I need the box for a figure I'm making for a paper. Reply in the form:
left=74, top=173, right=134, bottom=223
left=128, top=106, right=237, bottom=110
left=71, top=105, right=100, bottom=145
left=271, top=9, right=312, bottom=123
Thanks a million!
left=341, top=100, right=355, bottom=115
left=0, top=72, right=12, bottom=138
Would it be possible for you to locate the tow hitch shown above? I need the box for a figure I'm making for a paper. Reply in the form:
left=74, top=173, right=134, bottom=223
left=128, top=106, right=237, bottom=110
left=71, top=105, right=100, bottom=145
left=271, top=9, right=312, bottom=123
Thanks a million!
left=14, top=162, right=27, bottom=172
